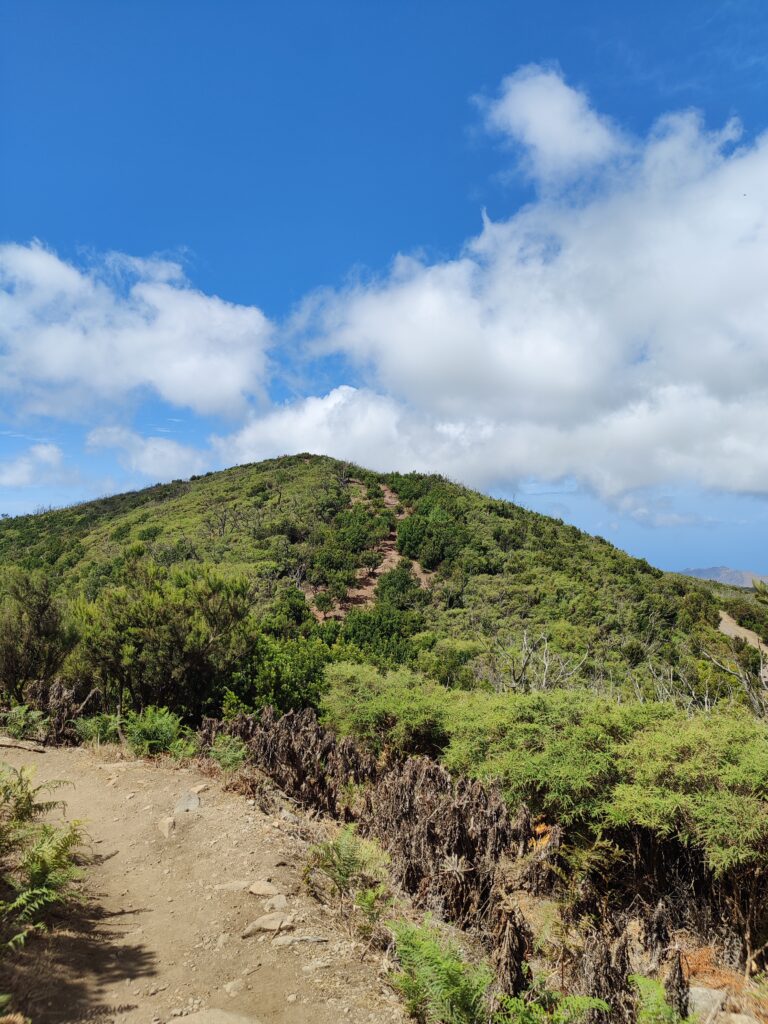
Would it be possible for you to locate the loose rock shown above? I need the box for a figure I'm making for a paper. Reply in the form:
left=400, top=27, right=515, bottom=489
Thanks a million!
left=241, top=913, right=295, bottom=937
left=157, top=815, right=176, bottom=839
left=174, top=791, right=202, bottom=815
left=263, top=894, right=288, bottom=912
left=248, top=880, right=279, bottom=897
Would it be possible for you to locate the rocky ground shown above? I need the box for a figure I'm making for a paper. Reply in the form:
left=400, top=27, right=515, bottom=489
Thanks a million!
left=0, top=745, right=408, bottom=1024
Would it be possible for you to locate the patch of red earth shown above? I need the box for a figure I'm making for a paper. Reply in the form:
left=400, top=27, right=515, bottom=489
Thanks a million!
left=331, top=483, right=433, bottom=618
left=311, top=483, right=432, bottom=621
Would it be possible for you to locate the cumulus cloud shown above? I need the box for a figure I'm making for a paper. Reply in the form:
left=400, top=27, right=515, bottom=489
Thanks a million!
left=0, top=443, right=65, bottom=488
left=87, top=426, right=208, bottom=479
left=283, top=68, right=768, bottom=500
left=0, top=243, right=272, bottom=418
left=479, top=65, right=625, bottom=182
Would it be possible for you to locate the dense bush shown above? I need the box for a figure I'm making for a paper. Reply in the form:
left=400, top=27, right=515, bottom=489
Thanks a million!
left=0, top=705, right=50, bottom=743
left=123, top=706, right=196, bottom=757
left=209, top=733, right=248, bottom=771
left=73, top=713, right=121, bottom=746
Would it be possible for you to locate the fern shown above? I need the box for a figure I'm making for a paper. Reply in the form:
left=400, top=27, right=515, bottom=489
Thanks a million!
left=73, top=713, right=122, bottom=746
left=209, top=733, right=248, bottom=771
left=0, top=707, right=49, bottom=743
left=389, top=919, right=492, bottom=1024
left=0, top=763, right=84, bottom=954
left=631, top=976, right=687, bottom=1024
left=305, top=825, right=389, bottom=901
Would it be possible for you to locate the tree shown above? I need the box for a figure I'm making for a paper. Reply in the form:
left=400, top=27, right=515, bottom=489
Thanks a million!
left=78, top=561, right=257, bottom=718
left=0, top=570, right=76, bottom=703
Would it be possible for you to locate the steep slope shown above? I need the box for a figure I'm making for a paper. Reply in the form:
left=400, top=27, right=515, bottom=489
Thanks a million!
left=0, top=454, right=744, bottom=697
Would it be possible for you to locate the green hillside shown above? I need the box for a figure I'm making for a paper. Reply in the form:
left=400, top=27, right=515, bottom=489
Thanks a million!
left=0, top=453, right=765, bottom=709
left=3, top=454, right=768, bottom=976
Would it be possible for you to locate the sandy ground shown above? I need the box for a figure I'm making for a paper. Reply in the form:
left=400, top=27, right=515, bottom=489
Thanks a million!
left=0, top=745, right=406, bottom=1024
left=719, top=610, right=767, bottom=655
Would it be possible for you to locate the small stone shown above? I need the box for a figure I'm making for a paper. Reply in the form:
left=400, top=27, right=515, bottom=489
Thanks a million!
left=157, top=815, right=176, bottom=839
left=191, top=783, right=209, bottom=794
left=279, top=809, right=300, bottom=824
left=224, top=979, right=245, bottom=998
left=248, top=880, right=279, bottom=897
left=241, top=913, right=295, bottom=937
left=174, top=791, right=202, bottom=815
left=688, top=988, right=727, bottom=1024
left=272, top=934, right=328, bottom=947
left=286, top=994, right=297, bottom=1004
left=214, top=880, right=252, bottom=892
left=263, top=894, right=288, bottom=912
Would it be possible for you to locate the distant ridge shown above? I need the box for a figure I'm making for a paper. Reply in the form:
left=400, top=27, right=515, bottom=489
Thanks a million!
left=682, top=566, right=768, bottom=588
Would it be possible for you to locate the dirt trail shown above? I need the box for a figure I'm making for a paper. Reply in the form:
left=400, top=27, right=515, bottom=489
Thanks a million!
left=324, top=484, right=431, bottom=619
left=719, top=610, right=767, bottom=653
left=1, top=746, right=405, bottom=1024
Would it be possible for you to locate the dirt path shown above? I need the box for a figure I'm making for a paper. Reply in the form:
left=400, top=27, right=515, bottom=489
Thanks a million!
left=719, top=610, right=767, bottom=655
left=1, top=746, right=405, bottom=1024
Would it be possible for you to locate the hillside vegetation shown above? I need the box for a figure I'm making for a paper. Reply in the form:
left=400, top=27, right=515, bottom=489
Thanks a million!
left=2, top=455, right=768, bottom=988
left=1, top=453, right=765, bottom=709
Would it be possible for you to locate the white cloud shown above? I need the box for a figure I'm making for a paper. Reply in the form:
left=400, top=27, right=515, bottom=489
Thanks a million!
left=0, top=443, right=65, bottom=488
left=479, top=65, right=625, bottom=182
left=0, top=242, right=272, bottom=418
left=286, top=75, right=768, bottom=500
left=87, top=426, right=208, bottom=479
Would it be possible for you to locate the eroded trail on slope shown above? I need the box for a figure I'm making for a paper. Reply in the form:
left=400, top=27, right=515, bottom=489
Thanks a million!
left=0, top=746, right=405, bottom=1024
left=324, top=483, right=432, bottom=619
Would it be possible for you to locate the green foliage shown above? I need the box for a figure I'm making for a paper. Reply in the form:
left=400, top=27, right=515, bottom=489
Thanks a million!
left=631, top=977, right=686, bottom=1024
left=322, top=663, right=450, bottom=757
left=397, top=489, right=467, bottom=570
left=323, top=668, right=768, bottom=882
left=123, top=705, right=192, bottom=757
left=0, top=569, right=77, bottom=703
left=494, top=990, right=609, bottom=1024
left=209, top=733, right=248, bottom=771
left=0, top=765, right=83, bottom=952
left=606, top=712, right=768, bottom=876
left=305, top=824, right=389, bottom=901
left=0, top=455, right=738, bottom=708
left=389, top=919, right=493, bottom=1024
left=353, top=883, right=393, bottom=940
left=72, top=712, right=122, bottom=745
left=77, top=560, right=257, bottom=718
left=0, top=705, right=49, bottom=743
left=229, top=633, right=330, bottom=713
left=390, top=918, right=607, bottom=1024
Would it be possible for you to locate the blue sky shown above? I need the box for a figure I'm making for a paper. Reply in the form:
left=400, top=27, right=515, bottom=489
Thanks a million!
left=2, top=0, right=768, bottom=572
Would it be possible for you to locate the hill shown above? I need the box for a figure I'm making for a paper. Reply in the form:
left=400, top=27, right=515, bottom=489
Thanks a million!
left=0, top=453, right=758, bottom=702
left=3, top=454, right=768, bottom=990
left=683, top=565, right=768, bottom=587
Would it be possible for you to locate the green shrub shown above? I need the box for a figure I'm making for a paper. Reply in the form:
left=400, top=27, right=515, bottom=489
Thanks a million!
left=168, top=733, right=201, bottom=760
left=389, top=919, right=492, bottom=1024
left=0, top=765, right=84, bottom=951
left=0, top=705, right=49, bottom=743
left=305, top=824, right=389, bottom=902
left=123, top=706, right=186, bottom=756
left=631, top=976, right=685, bottom=1024
left=73, top=713, right=121, bottom=746
left=322, top=663, right=450, bottom=757
left=494, top=990, right=609, bottom=1024
left=209, top=733, right=248, bottom=771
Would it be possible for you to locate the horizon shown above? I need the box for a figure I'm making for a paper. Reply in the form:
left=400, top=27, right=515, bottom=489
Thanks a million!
left=3, top=1, right=768, bottom=573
